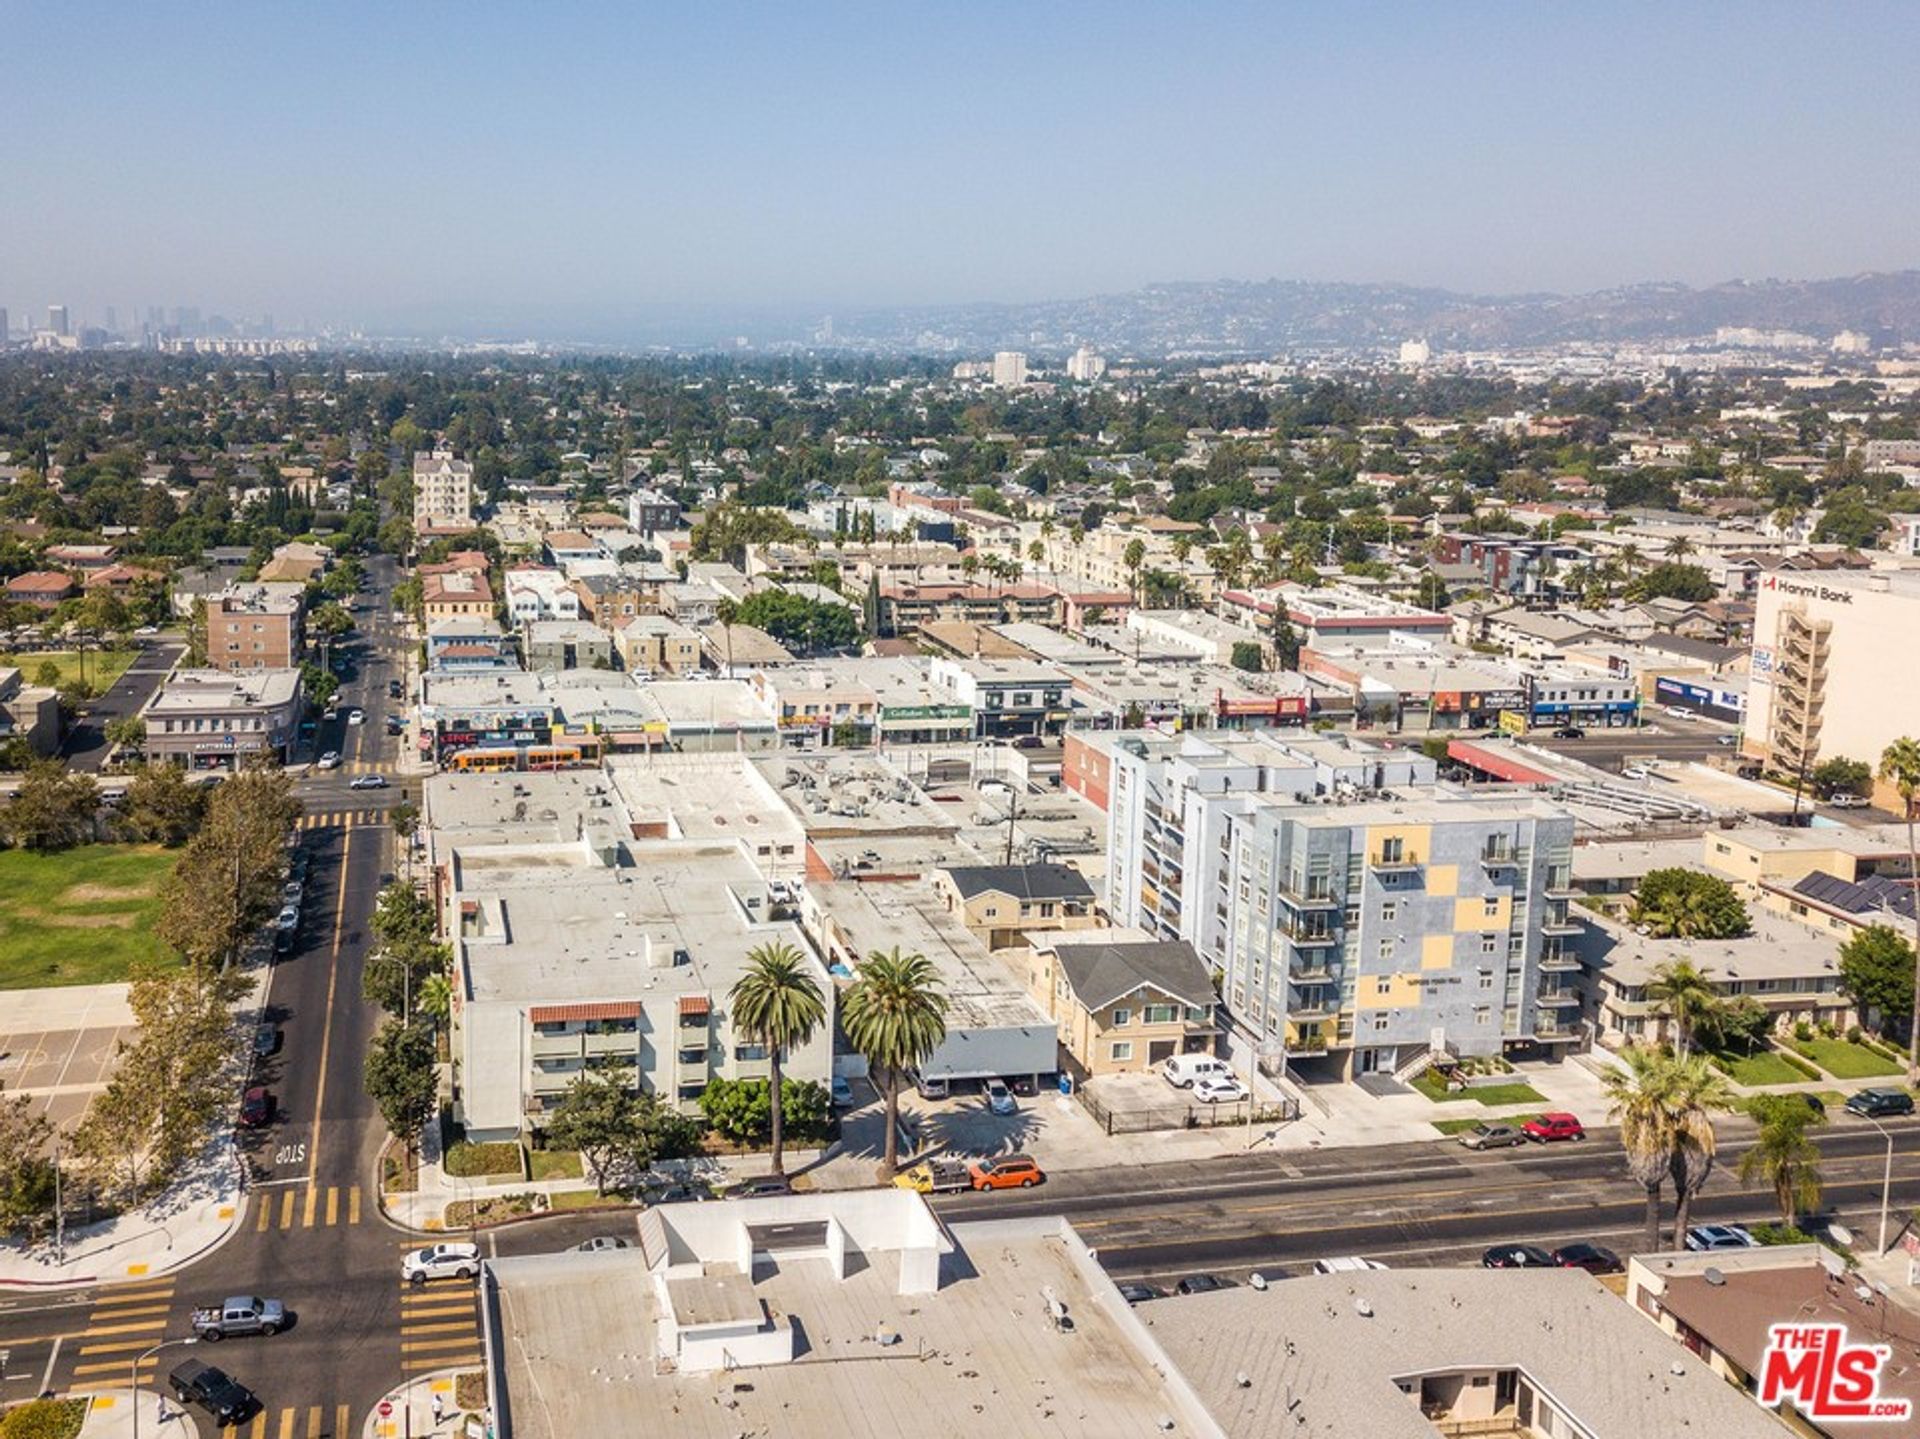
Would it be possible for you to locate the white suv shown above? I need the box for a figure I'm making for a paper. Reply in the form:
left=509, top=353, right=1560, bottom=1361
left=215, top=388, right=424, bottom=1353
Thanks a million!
left=402, top=1242, right=480, bottom=1285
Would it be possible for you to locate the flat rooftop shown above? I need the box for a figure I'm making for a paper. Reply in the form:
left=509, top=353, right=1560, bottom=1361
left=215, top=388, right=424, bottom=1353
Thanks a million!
left=424, top=769, right=630, bottom=849
left=490, top=1217, right=1204, bottom=1439
left=605, top=753, right=804, bottom=855
left=1582, top=901, right=1842, bottom=987
left=760, top=753, right=961, bottom=837
left=640, top=678, right=776, bottom=728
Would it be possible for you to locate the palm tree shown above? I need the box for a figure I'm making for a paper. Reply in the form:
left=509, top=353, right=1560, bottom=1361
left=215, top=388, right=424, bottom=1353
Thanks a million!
left=1602, top=1045, right=1683, bottom=1252
left=1646, top=959, right=1722, bottom=1058
left=714, top=597, right=738, bottom=677
left=841, top=947, right=948, bottom=1177
left=1878, top=737, right=1920, bottom=1081
left=728, top=942, right=826, bottom=1177
left=1740, top=1096, right=1824, bottom=1227
left=1665, top=1056, right=1736, bottom=1240
left=1664, top=536, right=1695, bottom=559
left=1122, top=538, right=1146, bottom=606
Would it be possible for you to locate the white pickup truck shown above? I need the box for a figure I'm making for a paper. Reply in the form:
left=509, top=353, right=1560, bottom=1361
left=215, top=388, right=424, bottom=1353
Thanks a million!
left=191, top=1295, right=286, bottom=1340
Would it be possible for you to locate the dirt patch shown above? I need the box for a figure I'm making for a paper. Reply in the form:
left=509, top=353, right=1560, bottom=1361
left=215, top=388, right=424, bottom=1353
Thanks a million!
left=40, top=913, right=139, bottom=929
left=62, top=883, right=157, bottom=903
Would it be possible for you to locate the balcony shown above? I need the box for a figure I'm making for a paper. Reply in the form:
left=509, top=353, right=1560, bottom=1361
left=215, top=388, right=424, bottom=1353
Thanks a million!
left=1479, top=844, right=1520, bottom=871
left=583, top=1031, right=640, bottom=1057
left=1281, top=922, right=1338, bottom=947
left=1536, top=990, right=1582, bottom=1008
left=1541, top=917, right=1583, bottom=937
left=1278, top=883, right=1341, bottom=910
left=530, top=1031, right=581, bottom=1060
left=1289, top=999, right=1339, bottom=1023
left=1289, top=962, right=1334, bottom=984
left=1369, top=850, right=1422, bottom=874
left=1539, top=952, right=1581, bottom=973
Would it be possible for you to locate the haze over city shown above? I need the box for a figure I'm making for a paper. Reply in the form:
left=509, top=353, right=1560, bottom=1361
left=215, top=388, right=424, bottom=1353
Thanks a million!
left=9, top=2, right=1920, bottom=338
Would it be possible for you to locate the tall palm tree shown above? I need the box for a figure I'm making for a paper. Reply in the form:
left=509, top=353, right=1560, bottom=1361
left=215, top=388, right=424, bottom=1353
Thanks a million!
left=714, top=597, right=738, bottom=677
left=1877, top=737, right=1920, bottom=1081
left=841, top=947, right=948, bottom=1177
left=1601, top=1045, right=1683, bottom=1253
left=1739, top=1095, right=1824, bottom=1227
left=1665, top=1056, right=1736, bottom=1240
left=1645, top=959, right=1722, bottom=1058
left=728, top=942, right=826, bottom=1176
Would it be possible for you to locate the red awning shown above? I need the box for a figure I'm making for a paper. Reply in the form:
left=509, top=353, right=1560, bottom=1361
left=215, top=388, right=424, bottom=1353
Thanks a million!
left=678, top=995, right=711, bottom=1018
left=528, top=1001, right=641, bottom=1024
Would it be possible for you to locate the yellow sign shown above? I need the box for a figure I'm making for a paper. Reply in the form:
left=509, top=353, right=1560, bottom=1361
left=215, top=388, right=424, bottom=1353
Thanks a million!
left=1498, top=709, right=1528, bottom=736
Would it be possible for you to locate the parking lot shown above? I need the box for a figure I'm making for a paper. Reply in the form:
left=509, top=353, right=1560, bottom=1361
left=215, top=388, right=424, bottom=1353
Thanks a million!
left=0, top=984, right=136, bottom=1130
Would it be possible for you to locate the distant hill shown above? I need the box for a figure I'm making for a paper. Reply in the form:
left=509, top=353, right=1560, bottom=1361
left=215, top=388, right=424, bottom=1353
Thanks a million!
left=834, top=271, right=1920, bottom=356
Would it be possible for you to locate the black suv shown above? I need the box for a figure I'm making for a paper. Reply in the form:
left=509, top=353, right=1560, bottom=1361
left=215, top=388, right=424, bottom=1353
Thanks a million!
left=170, top=1359, right=259, bottom=1426
left=1845, top=1088, right=1915, bottom=1119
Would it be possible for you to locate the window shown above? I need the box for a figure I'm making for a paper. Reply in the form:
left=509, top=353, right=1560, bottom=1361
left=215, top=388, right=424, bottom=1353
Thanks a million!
left=1380, top=901, right=1398, bottom=922
left=1111, top=1007, right=1132, bottom=1026
left=1144, top=1004, right=1177, bottom=1024
left=1372, top=1014, right=1390, bottom=1032
left=1480, top=935, right=1497, bottom=955
left=1374, top=977, right=1392, bottom=996
left=1479, top=969, right=1494, bottom=990
left=1483, top=896, right=1501, bottom=917
left=735, top=1044, right=769, bottom=1061
left=1473, top=1005, right=1491, bottom=1025
left=1378, top=938, right=1394, bottom=961
left=1109, top=1041, right=1133, bottom=1062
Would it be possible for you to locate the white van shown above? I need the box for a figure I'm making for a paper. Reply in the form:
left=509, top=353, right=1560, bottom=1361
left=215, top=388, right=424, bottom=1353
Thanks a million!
left=1313, top=1256, right=1387, bottom=1275
left=1163, top=1054, right=1233, bottom=1089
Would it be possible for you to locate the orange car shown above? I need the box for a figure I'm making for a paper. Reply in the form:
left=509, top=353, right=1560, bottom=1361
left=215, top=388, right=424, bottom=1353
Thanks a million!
left=969, top=1154, right=1044, bottom=1190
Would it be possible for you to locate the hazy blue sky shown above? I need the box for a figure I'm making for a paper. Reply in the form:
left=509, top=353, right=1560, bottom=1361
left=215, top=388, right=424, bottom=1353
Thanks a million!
left=8, top=2, right=1918, bottom=329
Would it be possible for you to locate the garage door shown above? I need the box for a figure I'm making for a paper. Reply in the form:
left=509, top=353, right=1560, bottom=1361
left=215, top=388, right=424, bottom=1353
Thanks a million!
left=1148, top=1040, right=1176, bottom=1064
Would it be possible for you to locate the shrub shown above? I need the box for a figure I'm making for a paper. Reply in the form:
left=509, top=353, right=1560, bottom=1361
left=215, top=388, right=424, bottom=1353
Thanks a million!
left=1847, top=1026, right=1864, bottom=1044
left=0, top=1398, right=87, bottom=1439
left=1795, top=1020, right=1814, bottom=1042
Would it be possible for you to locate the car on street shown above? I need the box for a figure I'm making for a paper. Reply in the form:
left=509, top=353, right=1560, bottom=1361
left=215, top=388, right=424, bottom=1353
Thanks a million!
left=238, top=1087, right=275, bottom=1128
left=725, top=1176, right=794, bottom=1200
left=1662, top=706, right=1693, bottom=720
left=1828, top=793, right=1871, bottom=809
left=1458, top=1122, right=1528, bottom=1150
left=403, top=1242, right=482, bottom=1284
left=349, top=774, right=389, bottom=790
left=1845, top=1088, right=1915, bottom=1119
left=1173, top=1273, right=1234, bottom=1295
left=1684, top=1224, right=1757, bottom=1252
left=646, top=1181, right=712, bottom=1205
left=1115, top=1281, right=1163, bottom=1304
left=281, top=880, right=303, bottom=905
left=1522, top=1113, right=1586, bottom=1143
left=316, top=751, right=341, bottom=770
left=969, top=1154, right=1044, bottom=1190
left=251, top=1024, right=279, bottom=1058
left=985, top=1079, right=1017, bottom=1115
left=347, top=708, right=365, bottom=725
left=1192, top=1074, right=1249, bottom=1104
left=1715, top=734, right=1737, bottom=746
left=389, top=679, right=404, bottom=698
left=829, top=1075, right=855, bottom=1108
left=893, top=1160, right=974, bottom=1195
left=192, top=1296, right=287, bottom=1340
left=169, top=1360, right=259, bottom=1426
left=1551, top=726, right=1585, bottom=739
left=1552, top=1243, right=1623, bottom=1275
left=274, top=905, right=300, bottom=931
left=1481, top=1244, right=1556, bottom=1269
left=574, top=1237, right=630, bottom=1252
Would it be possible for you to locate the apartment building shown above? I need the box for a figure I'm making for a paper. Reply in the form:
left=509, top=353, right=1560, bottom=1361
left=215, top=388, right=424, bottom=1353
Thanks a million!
left=1028, top=930, right=1217, bottom=1077
left=1215, top=794, right=1580, bottom=1078
left=504, top=566, right=582, bottom=623
left=612, top=613, right=701, bottom=674
left=1746, top=569, right=1920, bottom=807
left=875, top=580, right=1060, bottom=637
left=421, top=569, right=494, bottom=624
left=207, top=582, right=305, bottom=671
left=931, top=863, right=1099, bottom=951
left=413, top=448, right=474, bottom=533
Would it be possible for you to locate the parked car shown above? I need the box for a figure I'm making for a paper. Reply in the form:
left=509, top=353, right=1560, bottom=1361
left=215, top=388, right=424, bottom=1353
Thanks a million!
left=346, top=708, right=365, bottom=726
left=316, top=751, right=342, bottom=771
left=1662, top=705, right=1693, bottom=720
left=1828, top=793, right=1871, bottom=809
left=1551, top=1243, right=1623, bottom=1275
left=169, top=1360, right=258, bottom=1426
left=894, top=1160, right=973, bottom=1195
left=274, top=905, right=300, bottom=932
left=1459, top=1122, right=1528, bottom=1150
left=725, top=1176, right=794, bottom=1200
left=969, top=1154, right=1044, bottom=1190
left=1312, top=1256, right=1387, bottom=1274
left=1522, top=1113, right=1586, bottom=1143
left=1173, top=1273, right=1234, bottom=1295
left=403, top=1242, right=481, bottom=1284
left=573, top=1237, right=630, bottom=1252
left=1162, top=1054, right=1234, bottom=1089
left=1192, top=1075, right=1249, bottom=1104
left=1684, top=1224, right=1757, bottom=1252
left=238, top=1087, right=274, bottom=1128
left=912, top=1070, right=950, bottom=1100
left=281, top=880, right=304, bottom=906
left=646, top=1181, right=712, bottom=1205
left=388, top=679, right=403, bottom=698
left=1481, top=1244, right=1556, bottom=1269
left=829, top=1075, right=855, bottom=1108
left=1845, top=1088, right=1915, bottom=1119
left=251, top=1024, right=280, bottom=1058
left=1715, top=734, right=1738, bottom=746
left=192, top=1296, right=286, bottom=1341
left=349, top=774, right=388, bottom=790
left=1622, top=765, right=1653, bottom=781
left=1551, top=726, right=1585, bottom=740
left=984, top=1079, right=1017, bottom=1115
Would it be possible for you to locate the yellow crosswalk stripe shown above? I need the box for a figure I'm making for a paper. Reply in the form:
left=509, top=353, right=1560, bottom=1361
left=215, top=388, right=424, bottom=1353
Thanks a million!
left=85, top=1303, right=171, bottom=1321
left=400, top=1334, right=484, bottom=1353
left=398, top=1301, right=475, bottom=1318
left=325, top=1186, right=339, bottom=1227
left=306, top=1405, right=323, bottom=1439
left=257, top=1195, right=272, bottom=1231
left=337, top=1404, right=350, bottom=1439
left=279, top=1189, right=296, bottom=1229
left=78, top=1336, right=169, bottom=1356
left=302, top=1184, right=318, bottom=1228
left=81, top=1317, right=168, bottom=1337
left=349, top=1186, right=362, bottom=1225
left=399, top=1320, right=477, bottom=1337
left=95, top=1282, right=175, bottom=1303
left=278, top=1406, right=296, bottom=1439
left=72, top=1357, right=157, bottom=1377
left=403, top=1352, right=482, bottom=1373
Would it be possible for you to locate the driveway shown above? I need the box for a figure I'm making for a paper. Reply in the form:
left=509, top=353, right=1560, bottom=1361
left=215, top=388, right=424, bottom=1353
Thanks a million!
left=61, top=639, right=183, bottom=771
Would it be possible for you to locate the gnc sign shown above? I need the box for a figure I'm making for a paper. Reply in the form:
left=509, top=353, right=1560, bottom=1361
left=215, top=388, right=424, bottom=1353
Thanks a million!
left=1757, top=1323, right=1912, bottom=1422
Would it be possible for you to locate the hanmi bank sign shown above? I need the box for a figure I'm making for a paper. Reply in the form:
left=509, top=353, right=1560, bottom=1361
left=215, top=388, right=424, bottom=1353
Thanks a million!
left=1765, top=576, right=1855, bottom=604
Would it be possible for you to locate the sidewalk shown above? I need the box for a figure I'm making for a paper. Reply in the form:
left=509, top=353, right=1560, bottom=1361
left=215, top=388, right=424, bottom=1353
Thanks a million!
left=76, top=1388, right=201, bottom=1439
left=0, top=1136, right=247, bottom=1288
left=363, top=1373, right=490, bottom=1439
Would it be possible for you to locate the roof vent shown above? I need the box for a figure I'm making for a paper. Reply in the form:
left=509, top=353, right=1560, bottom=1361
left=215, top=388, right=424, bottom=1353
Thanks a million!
left=1703, top=1267, right=1725, bottom=1286
left=1353, top=1297, right=1373, bottom=1318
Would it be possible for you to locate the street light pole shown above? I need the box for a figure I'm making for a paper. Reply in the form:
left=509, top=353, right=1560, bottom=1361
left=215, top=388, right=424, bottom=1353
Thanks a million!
left=133, top=1336, right=197, bottom=1439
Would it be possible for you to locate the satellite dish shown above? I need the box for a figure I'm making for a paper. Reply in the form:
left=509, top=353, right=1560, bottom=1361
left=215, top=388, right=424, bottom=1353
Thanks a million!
left=1819, top=1248, right=1848, bottom=1280
left=1829, top=1224, right=1854, bottom=1248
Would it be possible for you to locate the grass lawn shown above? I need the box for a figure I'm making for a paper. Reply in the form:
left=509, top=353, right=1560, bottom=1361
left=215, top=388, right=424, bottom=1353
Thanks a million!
left=0, top=649, right=137, bottom=691
left=1411, top=1071, right=1546, bottom=1107
left=1791, top=1036, right=1903, bottom=1079
left=1712, top=1048, right=1817, bottom=1086
left=547, top=1188, right=628, bottom=1211
left=1433, top=1117, right=1496, bottom=1135
left=0, top=845, right=175, bottom=989
left=528, top=1149, right=583, bottom=1181
left=442, top=1140, right=523, bottom=1178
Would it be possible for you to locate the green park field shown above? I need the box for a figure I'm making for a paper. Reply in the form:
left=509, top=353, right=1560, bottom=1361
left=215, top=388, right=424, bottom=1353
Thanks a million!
left=0, top=844, right=175, bottom=988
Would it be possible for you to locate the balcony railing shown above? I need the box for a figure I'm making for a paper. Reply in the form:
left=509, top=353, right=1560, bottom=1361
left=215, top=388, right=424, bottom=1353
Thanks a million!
left=1536, top=990, right=1582, bottom=1007
left=1288, top=963, right=1334, bottom=984
left=1278, top=883, right=1341, bottom=910
left=1541, top=915, right=1583, bottom=936
left=1539, top=953, right=1581, bottom=973
left=1369, top=851, right=1422, bottom=873
left=1281, top=922, right=1338, bottom=946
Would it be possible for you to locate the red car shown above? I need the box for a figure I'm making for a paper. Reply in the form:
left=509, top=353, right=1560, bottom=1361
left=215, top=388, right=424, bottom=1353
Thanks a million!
left=238, top=1087, right=275, bottom=1129
left=1522, top=1112, right=1585, bottom=1143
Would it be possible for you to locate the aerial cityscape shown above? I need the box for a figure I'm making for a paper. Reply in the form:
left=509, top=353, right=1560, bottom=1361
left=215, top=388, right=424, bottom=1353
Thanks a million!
left=5, top=6, right=1920, bottom=1439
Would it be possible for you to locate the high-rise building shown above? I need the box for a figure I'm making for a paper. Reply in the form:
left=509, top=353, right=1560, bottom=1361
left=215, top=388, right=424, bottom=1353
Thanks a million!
left=990, top=351, right=1028, bottom=388
left=104, top=305, right=118, bottom=335
left=0, top=309, right=9, bottom=345
left=1398, top=338, right=1431, bottom=365
left=413, top=448, right=475, bottom=533
left=1065, top=345, right=1107, bottom=382
left=48, top=305, right=69, bottom=337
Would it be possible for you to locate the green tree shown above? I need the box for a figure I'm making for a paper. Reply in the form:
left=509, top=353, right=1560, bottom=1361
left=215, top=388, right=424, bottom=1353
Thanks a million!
left=1839, top=924, right=1915, bottom=1040
left=1602, top=1045, right=1688, bottom=1253
left=0, top=1093, right=56, bottom=1233
left=154, top=764, right=300, bottom=969
left=1810, top=756, right=1872, bottom=800
left=1228, top=641, right=1264, bottom=673
left=1740, top=1095, right=1825, bottom=1227
left=714, top=596, right=738, bottom=674
left=300, top=661, right=339, bottom=711
left=1122, top=537, right=1147, bottom=604
left=364, top=1020, right=437, bottom=1156
left=104, top=715, right=147, bottom=752
left=0, top=760, right=99, bottom=851
left=1629, top=868, right=1749, bottom=940
left=389, top=801, right=420, bottom=878
left=1629, top=562, right=1715, bottom=602
left=727, top=942, right=826, bottom=1176
left=546, top=1071, right=653, bottom=1196
left=117, top=762, right=207, bottom=846
left=1878, top=737, right=1920, bottom=1081
left=1646, top=958, right=1723, bottom=1058
left=841, top=947, right=949, bottom=1177
left=1665, top=1056, right=1737, bottom=1240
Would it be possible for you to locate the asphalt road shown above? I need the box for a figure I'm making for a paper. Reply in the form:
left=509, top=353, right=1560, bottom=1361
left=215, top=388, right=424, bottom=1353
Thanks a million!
left=60, top=639, right=185, bottom=772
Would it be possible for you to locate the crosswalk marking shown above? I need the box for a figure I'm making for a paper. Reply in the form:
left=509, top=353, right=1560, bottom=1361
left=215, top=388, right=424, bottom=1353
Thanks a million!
left=278, top=1406, right=296, bottom=1439
left=72, top=1356, right=157, bottom=1378
left=401, top=1333, right=484, bottom=1353
left=399, top=1320, right=476, bottom=1337
left=257, top=1185, right=363, bottom=1230
left=280, top=1189, right=296, bottom=1228
left=297, top=808, right=387, bottom=831
left=93, top=1282, right=175, bottom=1304
left=84, top=1303, right=171, bottom=1321
left=349, top=1186, right=362, bottom=1225
left=302, top=1184, right=319, bottom=1228
left=398, top=1301, right=474, bottom=1319
left=307, top=1406, right=324, bottom=1439
left=78, top=1318, right=167, bottom=1338
left=324, top=1187, right=338, bottom=1226
left=403, top=1352, right=481, bottom=1373
left=77, top=1335, right=167, bottom=1356
left=258, top=1195, right=272, bottom=1231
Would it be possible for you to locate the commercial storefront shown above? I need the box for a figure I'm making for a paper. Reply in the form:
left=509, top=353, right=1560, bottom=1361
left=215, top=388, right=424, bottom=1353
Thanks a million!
left=1653, top=676, right=1744, bottom=724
